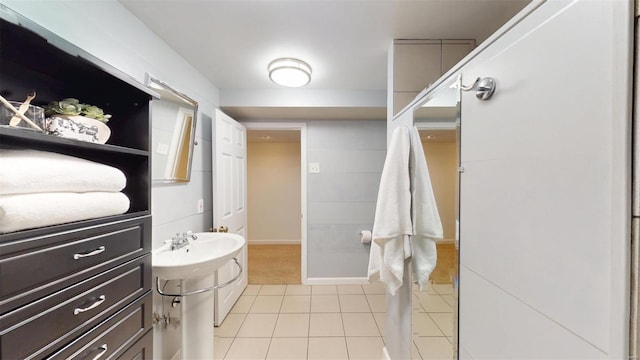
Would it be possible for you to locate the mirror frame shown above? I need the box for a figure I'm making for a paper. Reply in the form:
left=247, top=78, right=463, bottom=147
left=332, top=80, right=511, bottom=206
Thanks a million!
left=411, top=74, right=461, bottom=358
left=145, top=73, right=198, bottom=183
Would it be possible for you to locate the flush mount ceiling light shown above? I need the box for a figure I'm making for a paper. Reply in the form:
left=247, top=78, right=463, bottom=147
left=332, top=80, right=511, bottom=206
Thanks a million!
left=268, top=58, right=312, bottom=87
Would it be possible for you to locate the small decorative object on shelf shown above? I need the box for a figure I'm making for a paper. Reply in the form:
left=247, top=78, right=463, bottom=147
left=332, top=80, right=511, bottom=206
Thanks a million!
left=45, top=115, right=111, bottom=144
left=44, top=98, right=111, bottom=143
left=0, top=92, right=45, bottom=132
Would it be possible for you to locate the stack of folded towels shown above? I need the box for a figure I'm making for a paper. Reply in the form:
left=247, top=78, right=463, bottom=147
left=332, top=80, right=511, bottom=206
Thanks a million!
left=0, top=149, right=130, bottom=233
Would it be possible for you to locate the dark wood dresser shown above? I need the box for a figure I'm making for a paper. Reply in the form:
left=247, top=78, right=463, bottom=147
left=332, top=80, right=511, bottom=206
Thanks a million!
left=0, top=6, right=154, bottom=359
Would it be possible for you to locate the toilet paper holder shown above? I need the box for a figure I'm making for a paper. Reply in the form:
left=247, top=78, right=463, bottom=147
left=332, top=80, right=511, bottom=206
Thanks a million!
left=360, top=230, right=372, bottom=244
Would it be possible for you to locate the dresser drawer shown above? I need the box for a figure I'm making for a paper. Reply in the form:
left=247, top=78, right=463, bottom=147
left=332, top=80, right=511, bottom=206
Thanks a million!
left=117, top=330, right=153, bottom=360
left=46, top=292, right=152, bottom=360
left=0, top=254, right=151, bottom=360
left=0, top=215, right=150, bottom=313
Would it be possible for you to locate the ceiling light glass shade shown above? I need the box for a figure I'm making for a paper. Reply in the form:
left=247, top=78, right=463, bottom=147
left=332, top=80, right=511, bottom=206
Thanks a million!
left=268, top=58, right=312, bottom=87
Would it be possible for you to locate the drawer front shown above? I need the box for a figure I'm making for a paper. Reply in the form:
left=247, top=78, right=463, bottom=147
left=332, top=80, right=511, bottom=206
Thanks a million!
left=117, top=330, right=153, bottom=360
left=47, top=292, right=152, bottom=360
left=0, top=255, right=151, bottom=360
left=0, top=216, right=150, bottom=313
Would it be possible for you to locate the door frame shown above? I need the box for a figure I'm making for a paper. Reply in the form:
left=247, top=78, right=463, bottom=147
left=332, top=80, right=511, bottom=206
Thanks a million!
left=243, top=122, right=309, bottom=284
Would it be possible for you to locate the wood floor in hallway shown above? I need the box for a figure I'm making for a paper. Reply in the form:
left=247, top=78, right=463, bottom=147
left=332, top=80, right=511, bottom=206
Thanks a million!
left=248, top=244, right=301, bottom=284
left=430, top=243, right=456, bottom=284
left=247, top=243, right=454, bottom=285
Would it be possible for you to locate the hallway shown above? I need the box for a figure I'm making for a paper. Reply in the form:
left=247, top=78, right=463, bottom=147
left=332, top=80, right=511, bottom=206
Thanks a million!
left=248, top=244, right=301, bottom=285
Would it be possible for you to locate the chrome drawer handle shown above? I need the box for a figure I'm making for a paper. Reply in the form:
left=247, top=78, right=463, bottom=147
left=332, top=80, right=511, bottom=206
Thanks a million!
left=73, top=246, right=106, bottom=260
left=88, top=344, right=108, bottom=360
left=73, top=295, right=106, bottom=315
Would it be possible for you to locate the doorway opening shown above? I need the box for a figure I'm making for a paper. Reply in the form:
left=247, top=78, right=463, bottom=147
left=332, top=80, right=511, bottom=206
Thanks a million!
left=418, top=127, right=458, bottom=285
left=245, top=123, right=307, bottom=285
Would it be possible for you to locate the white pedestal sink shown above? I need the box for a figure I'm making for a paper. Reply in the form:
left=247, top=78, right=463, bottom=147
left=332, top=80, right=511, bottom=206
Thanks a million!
left=153, top=232, right=245, bottom=360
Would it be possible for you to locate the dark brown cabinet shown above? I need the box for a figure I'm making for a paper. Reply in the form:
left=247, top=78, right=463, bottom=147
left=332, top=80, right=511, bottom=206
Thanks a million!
left=0, top=7, right=153, bottom=359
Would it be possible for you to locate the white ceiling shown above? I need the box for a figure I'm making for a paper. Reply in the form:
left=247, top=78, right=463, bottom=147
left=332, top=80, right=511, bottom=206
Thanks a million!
left=224, top=106, right=386, bottom=120
left=120, top=0, right=529, bottom=93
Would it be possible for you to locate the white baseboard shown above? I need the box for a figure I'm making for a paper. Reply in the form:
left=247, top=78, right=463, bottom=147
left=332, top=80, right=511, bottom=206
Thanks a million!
left=382, top=346, right=391, bottom=360
left=248, top=239, right=301, bottom=245
left=304, top=277, right=370, bottom=285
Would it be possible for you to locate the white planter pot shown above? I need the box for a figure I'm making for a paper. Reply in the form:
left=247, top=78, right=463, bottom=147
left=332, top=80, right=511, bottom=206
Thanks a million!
left=45, top=115, right=111, bottom=144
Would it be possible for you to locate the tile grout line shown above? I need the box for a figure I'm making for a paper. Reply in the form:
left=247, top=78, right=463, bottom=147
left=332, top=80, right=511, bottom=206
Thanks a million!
left=362, top=285, right=385, bottom=340
left=305, top=285, right=311, bottom=359
left=335, top=289, right=349, bottom=359
left=341, top=291, right=350, bottom=360
left=223, top=285, right=261, bottom=360
left=420, top=290, right=449, bottom=338
left=263, top=290, right=286, bottom=360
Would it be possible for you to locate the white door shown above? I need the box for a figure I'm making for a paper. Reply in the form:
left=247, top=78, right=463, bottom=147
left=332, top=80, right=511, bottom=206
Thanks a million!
left=213, top=109, right=248, bottom=326
left=458, top=0, right=630, bottom=358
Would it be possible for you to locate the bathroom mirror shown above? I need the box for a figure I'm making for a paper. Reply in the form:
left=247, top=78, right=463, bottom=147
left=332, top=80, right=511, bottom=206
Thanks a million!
left=146, top=74, right=198, bottom=183
left=411, top=76, right=461, bottom=359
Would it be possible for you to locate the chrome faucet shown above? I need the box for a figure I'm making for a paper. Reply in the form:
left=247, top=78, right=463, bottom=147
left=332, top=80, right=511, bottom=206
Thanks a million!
left=170, top=231, right=198, bottom=250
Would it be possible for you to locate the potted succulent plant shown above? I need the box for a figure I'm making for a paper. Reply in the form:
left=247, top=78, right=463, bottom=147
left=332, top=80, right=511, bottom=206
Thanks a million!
left=44, top=98, right=111, bottom=122
left=44, top=98, right=111, bottom=143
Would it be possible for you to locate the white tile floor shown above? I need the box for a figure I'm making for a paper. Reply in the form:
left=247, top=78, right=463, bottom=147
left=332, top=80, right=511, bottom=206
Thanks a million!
left=411, top=283, right=454, bottom=360
left=214, top=282, right=454, bottom=360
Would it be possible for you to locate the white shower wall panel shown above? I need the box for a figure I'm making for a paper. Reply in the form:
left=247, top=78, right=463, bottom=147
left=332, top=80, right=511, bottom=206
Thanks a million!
left=459, top=267, right=607, bottom=359
left=457, top=0, right=631, bottom=357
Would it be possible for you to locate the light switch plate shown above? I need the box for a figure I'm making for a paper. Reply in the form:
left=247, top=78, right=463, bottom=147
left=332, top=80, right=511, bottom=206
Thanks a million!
left=197, top=199, right=204, bottom=213
left=309, top=163, right=320, bottom=174
left=157, top=143, right=169, bottom=155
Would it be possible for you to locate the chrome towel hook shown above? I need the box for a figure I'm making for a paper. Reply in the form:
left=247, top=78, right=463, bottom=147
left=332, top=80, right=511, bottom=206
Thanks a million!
left=461, top=77, right=496, bottom=101
left=461, top=77, right=480, bottom=91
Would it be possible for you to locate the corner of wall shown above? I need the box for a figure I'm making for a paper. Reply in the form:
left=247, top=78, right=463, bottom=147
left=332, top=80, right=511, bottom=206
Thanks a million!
left=387, top=40, right=395, bottom=129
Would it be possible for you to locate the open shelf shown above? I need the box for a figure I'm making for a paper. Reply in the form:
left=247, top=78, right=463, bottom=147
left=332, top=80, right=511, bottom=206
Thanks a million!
left=0, top=14, right=152, bottom=236
left=0, top=127, right=149, bottom=157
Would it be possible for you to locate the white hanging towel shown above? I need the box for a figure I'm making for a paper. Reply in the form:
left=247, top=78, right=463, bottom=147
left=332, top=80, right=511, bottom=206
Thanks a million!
left=368, top=126, right=412, bottom=294
left=367, top=126, right=443, bottom=294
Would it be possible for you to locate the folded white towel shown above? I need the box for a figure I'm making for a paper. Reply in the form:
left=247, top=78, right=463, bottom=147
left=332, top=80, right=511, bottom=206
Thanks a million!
left=368, top=126, right=413, bottom=294
left=0, top=149, right=126, bottom=195
left=0, top=192, right=130, bottom=233
left=409, top=126, right=443, bottom=289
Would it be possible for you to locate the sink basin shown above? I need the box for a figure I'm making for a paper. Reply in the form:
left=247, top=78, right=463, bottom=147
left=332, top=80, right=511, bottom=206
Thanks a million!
left=153, top=232, right=245, bottom=280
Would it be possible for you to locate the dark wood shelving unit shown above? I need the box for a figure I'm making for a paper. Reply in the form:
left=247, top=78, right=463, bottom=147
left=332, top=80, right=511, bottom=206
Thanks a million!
left=0, top=6, right=154, bottom=359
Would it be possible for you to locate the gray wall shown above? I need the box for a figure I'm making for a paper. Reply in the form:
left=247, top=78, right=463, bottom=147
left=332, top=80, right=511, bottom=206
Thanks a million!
left=306, top=120, right=386, bottom=278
